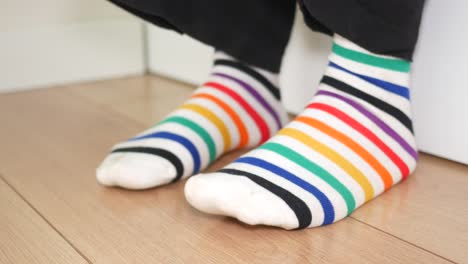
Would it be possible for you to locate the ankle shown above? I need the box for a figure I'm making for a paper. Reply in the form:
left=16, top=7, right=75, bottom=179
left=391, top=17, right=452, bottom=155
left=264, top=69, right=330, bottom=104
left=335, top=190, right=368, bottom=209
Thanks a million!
left=330, top=35, right=411, bottom=87
left=213, top=51, right=280, bottom=87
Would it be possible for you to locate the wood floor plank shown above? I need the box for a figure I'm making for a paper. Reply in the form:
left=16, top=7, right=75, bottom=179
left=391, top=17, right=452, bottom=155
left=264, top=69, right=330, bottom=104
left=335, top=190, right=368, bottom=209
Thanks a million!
left=351, top=154, right=468, bottom=263
left=0, top=177, right=87, bottom=264
left=73, top=75, right=468, bottom=262
left=0, top=78, right=455, bottom=263
left=66, top=75, right=195, bottom=126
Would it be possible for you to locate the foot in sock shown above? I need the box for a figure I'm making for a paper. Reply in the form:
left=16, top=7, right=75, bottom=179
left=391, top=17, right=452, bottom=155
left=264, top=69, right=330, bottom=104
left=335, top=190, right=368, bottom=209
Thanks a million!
left=185, top=35, right=418, bottom=229
left=96, top=52, right=288, bottom=189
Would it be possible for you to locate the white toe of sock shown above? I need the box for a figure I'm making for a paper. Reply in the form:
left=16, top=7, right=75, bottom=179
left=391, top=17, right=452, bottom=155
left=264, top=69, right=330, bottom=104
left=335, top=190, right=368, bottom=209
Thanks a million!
left=184, top=173, right=299, bottom=229
left=96, top=153, right=177, bottom=190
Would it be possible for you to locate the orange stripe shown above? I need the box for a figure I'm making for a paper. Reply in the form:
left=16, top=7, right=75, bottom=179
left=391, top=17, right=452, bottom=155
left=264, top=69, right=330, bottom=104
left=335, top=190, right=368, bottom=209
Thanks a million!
left=192, top=93, right=249, bottom=148
left=296, top=116, right=393, bottom=190
left=180, top=104, right=231, bottom=152
left=278, top=127, right=374, bottom=201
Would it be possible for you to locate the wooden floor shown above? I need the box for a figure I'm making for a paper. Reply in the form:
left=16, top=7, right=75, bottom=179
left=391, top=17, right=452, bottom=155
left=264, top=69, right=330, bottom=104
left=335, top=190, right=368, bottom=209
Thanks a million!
left=1, top=75, right=467, bottom=264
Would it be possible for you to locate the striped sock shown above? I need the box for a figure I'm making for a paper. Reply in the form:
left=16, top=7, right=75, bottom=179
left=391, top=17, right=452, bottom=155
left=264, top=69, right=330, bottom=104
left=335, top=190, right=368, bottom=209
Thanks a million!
left=184, top=35, right=418, bottom=229
left=96, top=52, right=288, bottom=189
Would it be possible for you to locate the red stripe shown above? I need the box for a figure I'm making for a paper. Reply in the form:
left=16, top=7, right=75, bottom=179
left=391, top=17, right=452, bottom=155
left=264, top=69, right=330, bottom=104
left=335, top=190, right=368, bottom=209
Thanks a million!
left=308, top=103, right=410, bottom=179
left=204, top=82, right=270, bottom=143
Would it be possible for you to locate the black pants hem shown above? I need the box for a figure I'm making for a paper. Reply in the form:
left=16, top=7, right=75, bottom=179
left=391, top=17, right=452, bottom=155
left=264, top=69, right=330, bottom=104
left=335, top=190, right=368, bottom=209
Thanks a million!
left=109, top=0, right=295, bottom=72
left=299, top=0, right=425, bottom=61
left=109, top=0, right=424, bottom=71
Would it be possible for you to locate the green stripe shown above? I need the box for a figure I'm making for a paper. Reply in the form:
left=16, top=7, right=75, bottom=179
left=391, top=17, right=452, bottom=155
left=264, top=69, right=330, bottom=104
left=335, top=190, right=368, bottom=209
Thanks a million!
left=332, top=42, right=410, bottom=73
left=260, top=142, right=355, bottom=215
left=158, top=116, right=217, bottom=162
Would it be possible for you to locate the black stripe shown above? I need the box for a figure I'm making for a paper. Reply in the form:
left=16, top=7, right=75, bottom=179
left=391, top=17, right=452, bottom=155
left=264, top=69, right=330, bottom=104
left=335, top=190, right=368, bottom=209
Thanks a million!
left=322, top=75, right=414, bottom=133
left=214, top=59, right=281, bottom=100
left=219, top=168, right=311, bottom=229
left=112, top=147, right=184, bottom=182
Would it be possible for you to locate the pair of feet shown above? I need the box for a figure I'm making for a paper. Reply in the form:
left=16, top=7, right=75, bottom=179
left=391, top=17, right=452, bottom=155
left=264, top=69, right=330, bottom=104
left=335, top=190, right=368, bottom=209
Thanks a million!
left=97, top=35, right=418, bottom=229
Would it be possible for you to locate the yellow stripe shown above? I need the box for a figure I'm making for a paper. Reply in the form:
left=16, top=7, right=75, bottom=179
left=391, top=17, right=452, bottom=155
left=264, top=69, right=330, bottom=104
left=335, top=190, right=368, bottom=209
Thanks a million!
left=278, top=127, right=374, bottom=201
left=181, top=104, right=231, bottom=152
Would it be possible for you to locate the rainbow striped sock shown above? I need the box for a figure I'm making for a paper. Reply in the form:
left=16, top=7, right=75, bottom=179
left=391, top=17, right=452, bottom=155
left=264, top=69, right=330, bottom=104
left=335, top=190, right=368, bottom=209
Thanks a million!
left=96, top=52, right=288, bottom=189
left=185, top=35, right=418, bottom=229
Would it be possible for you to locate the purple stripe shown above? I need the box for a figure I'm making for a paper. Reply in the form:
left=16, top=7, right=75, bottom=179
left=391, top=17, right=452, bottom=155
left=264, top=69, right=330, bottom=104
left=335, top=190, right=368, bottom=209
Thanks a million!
left=317, top=90, right=418, bottom=160
left=212, top=72, right=282, bottom=130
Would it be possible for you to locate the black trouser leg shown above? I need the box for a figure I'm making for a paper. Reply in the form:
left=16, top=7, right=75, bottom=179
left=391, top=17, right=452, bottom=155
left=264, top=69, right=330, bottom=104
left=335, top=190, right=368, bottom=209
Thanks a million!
left=109, top=0, right=425, bottom=69
left=298, top=0, right=426, bottom=60
left=108, top=0, right=297, bottom=72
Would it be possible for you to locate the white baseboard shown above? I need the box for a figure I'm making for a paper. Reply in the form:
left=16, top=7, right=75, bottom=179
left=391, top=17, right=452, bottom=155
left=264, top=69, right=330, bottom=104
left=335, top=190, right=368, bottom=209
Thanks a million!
left=0, top=19, right=145, bottom=92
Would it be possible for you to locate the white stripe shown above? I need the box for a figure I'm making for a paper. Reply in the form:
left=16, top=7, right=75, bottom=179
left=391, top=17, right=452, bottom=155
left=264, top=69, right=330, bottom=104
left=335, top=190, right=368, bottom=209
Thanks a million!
left=288, top=121, right=385, bottom=196
left=211, top=64, right=281, bottom=108
left=329, top=54, right=410, bottom=87
left=270, top=134, right=366, bottom=207
left=224, top=160, right=325, bottom=227
left=214, top=51, right=280, bottom=85
left=313, top=93, right=416, bottom=176
left=303, top=108, right=402, bottom=184
left=207, top=75, right=278, bottom=136
left=144, top=122, right=211, bottom=169
left=334, top=34, right=404, bottom=60
left=170, top=109, right=224, bottom=157
left=113, top=137, right=194, bottom=178
left=319, top=83, right=416, bottom=149
left=256, top=148, right=349, bottom=222
left=186, top=97, right=240, bottom=150
left=210, top=64, right=287, bottom=126
left=325, top=66, right=412, bottom=117
left=193, top=87, right=261, bottom=146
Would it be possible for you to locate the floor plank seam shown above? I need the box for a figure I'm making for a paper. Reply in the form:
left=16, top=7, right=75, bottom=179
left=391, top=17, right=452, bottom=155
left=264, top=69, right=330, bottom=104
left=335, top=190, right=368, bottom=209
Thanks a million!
left=0, top=173, right=93, bottom=264
left=350, top=217, right=457, bottom=263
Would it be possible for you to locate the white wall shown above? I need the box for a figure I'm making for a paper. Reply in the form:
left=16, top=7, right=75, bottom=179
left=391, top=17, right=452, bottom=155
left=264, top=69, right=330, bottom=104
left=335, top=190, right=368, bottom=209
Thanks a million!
left=1, top=0, right=145, bottom=92
left=410, top=0, right=468, bottom=164
left=147, top=3, right=468, bottom=164
left=2, top=0, right=129, bottom=30
left=146, top=26, right=214, bottom=85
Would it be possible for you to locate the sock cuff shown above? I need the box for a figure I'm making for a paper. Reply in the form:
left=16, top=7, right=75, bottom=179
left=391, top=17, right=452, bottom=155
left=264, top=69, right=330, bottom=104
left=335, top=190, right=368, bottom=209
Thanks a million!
left=214, top=51, right=279, bottom=81
left=332, top=35, right=411, bottom=73
left=213, top=57, right=281, bottom=101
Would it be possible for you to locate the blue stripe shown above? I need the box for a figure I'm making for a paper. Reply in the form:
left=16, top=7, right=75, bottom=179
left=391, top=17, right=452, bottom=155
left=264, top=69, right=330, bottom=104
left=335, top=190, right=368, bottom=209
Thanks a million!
left=235, top=156, right=335, bottom=225
left=329, top=62, right=410, bottom=99
left=129, top=132, right=201, bottom=174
